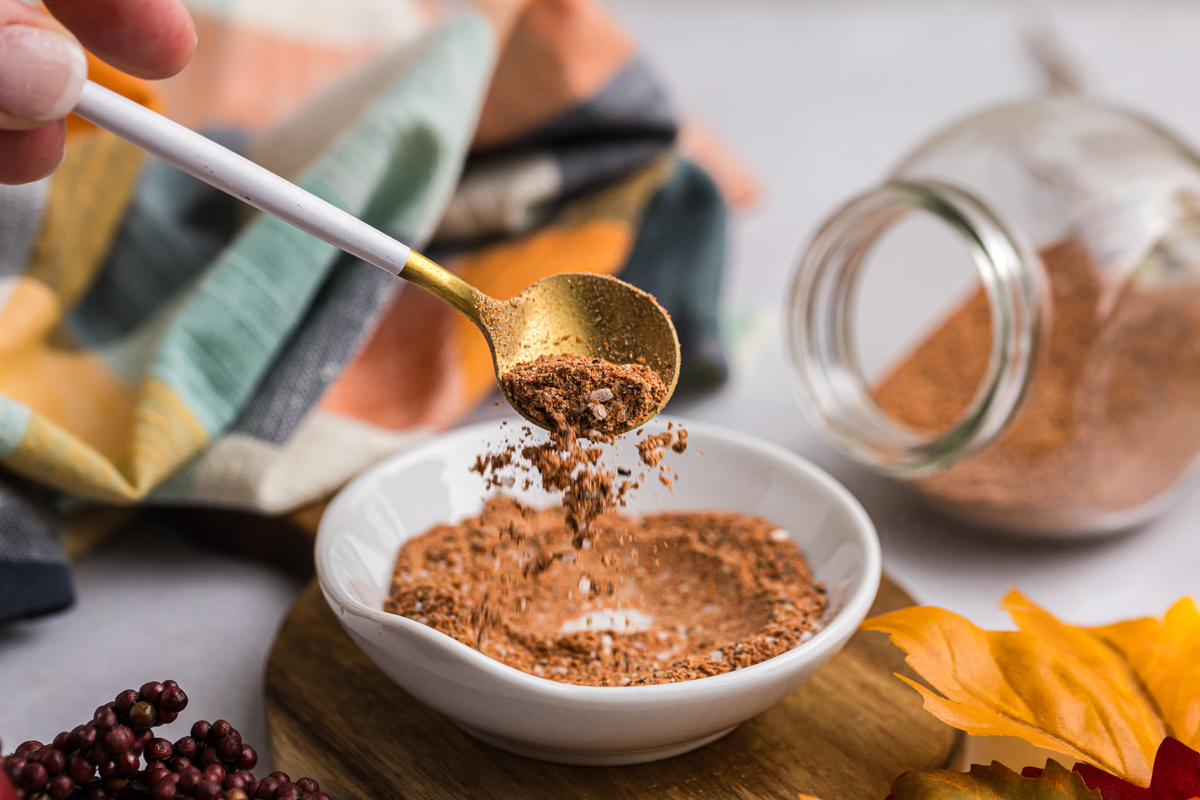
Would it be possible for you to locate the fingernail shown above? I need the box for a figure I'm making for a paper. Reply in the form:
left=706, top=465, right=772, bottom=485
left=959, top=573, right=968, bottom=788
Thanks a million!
left=0, top=25, right=88, bottom=122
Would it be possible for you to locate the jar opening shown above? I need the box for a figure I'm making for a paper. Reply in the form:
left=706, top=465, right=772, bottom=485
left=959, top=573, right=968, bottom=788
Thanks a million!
left=852, top=206, right=991, bottom=424
left=787, top=181, right=1041, bottom=477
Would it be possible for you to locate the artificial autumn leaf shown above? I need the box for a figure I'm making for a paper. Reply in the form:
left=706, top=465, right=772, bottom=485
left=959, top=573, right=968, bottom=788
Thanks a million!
left=887, top=758, right=1100, bottom=799
left=1087, top=602, right=1200, bottom=750
left=862, top=591, right=1200, bottom=786
left=1024, top=738, right=1200, bottom=800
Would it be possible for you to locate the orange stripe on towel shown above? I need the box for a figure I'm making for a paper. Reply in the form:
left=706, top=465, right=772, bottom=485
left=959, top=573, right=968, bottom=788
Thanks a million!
left=157, top=13, right=384, bottom=131
left=473, top=0, right=634, bottom=150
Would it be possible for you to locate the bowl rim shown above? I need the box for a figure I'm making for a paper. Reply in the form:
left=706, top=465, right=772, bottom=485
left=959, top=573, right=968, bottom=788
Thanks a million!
left=316, top=416, right=882, bottom=699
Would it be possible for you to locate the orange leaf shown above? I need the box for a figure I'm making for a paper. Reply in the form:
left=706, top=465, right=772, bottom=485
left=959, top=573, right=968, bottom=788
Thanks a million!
left=862, top=592, right=1200, bottom=786
left=1089, top=599, right=1200, bottom=752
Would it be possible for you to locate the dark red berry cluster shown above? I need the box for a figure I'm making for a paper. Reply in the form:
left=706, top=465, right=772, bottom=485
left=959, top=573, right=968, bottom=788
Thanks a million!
left=2, top=683, right=330, bottom=800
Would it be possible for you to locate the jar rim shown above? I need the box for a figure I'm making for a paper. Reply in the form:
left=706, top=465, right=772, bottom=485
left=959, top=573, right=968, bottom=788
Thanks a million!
left=786, top=180, right=1041, bottom=477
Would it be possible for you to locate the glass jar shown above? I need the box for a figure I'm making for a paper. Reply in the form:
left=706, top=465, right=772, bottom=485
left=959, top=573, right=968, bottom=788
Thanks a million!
left=788, top=97, right=1200, bottom=537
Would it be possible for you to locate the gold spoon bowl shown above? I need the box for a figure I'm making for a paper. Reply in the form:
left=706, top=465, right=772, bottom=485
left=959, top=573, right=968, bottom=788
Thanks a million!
left=403, top=252, right=681, bottom=435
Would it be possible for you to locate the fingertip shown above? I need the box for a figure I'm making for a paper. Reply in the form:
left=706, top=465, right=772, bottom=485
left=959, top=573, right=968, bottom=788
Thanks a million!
left=175, top=8, right=198, bottom=73
left=132, top=0, right=196, bottom=78
left=160, top=10, right=196, bottom=78
left=0, top=122, right=66, bottom=184
left=43, top=0, right=196, bottom=79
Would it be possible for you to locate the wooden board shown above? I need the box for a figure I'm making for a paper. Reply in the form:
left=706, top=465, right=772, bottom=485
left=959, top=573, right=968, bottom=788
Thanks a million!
left=265, top=576, right=959, bottom=799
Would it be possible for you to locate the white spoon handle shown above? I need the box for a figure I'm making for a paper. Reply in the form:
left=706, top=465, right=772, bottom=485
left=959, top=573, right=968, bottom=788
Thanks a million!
left=72, top=80, right=412, bottom=276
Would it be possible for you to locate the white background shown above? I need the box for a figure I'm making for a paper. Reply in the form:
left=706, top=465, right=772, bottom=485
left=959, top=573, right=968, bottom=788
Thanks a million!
left=4, top=0, right=1200, bottom=771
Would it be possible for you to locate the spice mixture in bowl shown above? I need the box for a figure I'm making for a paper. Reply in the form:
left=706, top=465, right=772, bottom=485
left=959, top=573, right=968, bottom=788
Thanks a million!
left=316, top=419, right=880, bottom=765
left=384, top=498, right=827, bottom=686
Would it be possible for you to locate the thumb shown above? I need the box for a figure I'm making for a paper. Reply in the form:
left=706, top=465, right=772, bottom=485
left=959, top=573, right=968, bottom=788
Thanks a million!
left=0, top=0, right=87, bottom=130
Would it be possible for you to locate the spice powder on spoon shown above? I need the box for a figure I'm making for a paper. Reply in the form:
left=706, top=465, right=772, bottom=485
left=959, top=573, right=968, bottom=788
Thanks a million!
left=500, top=353, right=668, bottom=435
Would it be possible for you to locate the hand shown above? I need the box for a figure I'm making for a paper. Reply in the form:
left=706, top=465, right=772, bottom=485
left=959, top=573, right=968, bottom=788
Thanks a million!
left=0, top=0, right=195, bottom=184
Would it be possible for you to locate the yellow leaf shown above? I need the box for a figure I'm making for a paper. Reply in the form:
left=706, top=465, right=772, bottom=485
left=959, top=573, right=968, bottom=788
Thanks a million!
left=862, top=592, right=1200, bottom=786
left=1089, top=598, right=1200, bottom=751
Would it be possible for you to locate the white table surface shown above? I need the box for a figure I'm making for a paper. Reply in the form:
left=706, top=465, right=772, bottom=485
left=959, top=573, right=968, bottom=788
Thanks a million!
left=5, top=0, right=1200, bottom=771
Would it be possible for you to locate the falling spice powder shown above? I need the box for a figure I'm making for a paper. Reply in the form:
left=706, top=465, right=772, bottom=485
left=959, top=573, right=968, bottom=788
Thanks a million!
left=470, top=415, right=685, bottom=539
left=480, top=353, right=679, bottom=537
left=874, top=239, right=1200, bottom=531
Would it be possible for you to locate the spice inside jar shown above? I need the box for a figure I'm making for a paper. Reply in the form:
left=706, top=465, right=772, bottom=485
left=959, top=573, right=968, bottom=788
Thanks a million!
left=789, top=97, right=1200, bottom=535
left=874, top=239, right=1200, bottom=531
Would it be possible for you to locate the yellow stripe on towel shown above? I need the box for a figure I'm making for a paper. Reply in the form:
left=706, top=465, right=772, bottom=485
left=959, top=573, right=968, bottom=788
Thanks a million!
left=121, top=378, right=210, bottom=494
left=2, top=414, right=139, bottom=503
left=0, top=277, right=136, bottom=463
left=0, top=376, right=206, bottom=503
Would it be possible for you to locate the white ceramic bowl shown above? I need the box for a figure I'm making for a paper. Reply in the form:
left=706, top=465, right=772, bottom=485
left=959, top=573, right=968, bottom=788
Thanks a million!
left=316, top=418, right=881, bottom=765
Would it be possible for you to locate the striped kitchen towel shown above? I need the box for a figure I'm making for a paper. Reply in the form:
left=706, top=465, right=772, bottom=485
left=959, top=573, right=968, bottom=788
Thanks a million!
left=0, top=0, right=747, bottom=622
